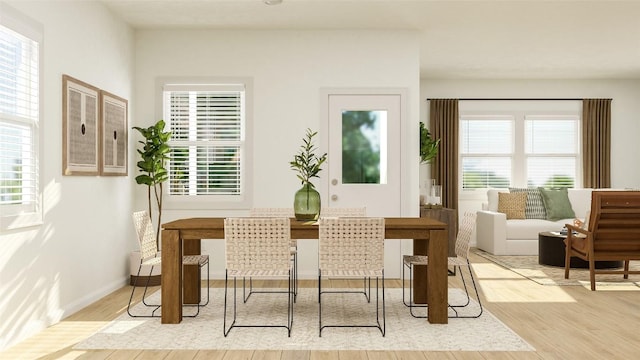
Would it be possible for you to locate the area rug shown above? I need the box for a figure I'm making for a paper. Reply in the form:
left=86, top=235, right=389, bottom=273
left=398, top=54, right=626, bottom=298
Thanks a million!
left=75, top=287, right=533, bottom=351
left=473, top=248, right=640, bottom=287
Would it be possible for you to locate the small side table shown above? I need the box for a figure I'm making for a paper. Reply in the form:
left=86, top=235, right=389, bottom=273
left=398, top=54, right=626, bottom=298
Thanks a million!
left=538, top=231, right=623, bottom=268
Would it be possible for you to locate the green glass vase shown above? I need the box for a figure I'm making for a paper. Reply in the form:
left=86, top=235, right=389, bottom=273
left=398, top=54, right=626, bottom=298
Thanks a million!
left=294, top=183, right=321, bottom=221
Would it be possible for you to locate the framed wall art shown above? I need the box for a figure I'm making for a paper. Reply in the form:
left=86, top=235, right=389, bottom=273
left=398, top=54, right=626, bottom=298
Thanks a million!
left=62, top=75, right=100, bottom=175
left=100, top=90, right=128, bottom=176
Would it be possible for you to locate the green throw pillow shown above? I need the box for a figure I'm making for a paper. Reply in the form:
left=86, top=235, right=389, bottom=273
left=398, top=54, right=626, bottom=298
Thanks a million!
left=538, top=187, right=576, bottom=221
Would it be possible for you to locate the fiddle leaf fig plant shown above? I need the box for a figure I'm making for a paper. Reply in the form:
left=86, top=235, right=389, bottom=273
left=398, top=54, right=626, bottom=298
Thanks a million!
left=420, top=121, right=440, bottom=164
left=132, top=119, right=171, bottom=246
left=290, top=128, right=327, bottom=188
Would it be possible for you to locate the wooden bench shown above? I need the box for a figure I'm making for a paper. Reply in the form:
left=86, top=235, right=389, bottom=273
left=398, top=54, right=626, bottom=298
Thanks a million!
left=565, top=191, right=640, bottom=291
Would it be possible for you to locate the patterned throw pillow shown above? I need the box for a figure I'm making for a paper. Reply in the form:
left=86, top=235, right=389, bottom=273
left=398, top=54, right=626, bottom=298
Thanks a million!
left=497, top=192, right=527, bottom=219
left=509, top=187, right=547, bottom=219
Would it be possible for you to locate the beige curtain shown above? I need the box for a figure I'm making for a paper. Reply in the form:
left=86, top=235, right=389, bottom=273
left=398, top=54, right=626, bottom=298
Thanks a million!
left=582, top=99, right=611, bottom=188
left=429, top=99, right=459, bottom=210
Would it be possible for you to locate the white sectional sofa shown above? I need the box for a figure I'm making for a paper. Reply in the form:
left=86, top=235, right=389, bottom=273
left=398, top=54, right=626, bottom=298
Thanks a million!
left=476, top=188, right=594, bottom=255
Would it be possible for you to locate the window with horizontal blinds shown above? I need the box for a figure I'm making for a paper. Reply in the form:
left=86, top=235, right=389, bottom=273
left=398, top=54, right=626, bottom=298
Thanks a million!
left=0, top=8, right=42, bottom=230
left=459, top=111, right=580, bottom=192
left=525, top=115, right=579, bottom=188
left=461, top=116, right=513, bottom=189
left=164, top=85, right=244, bottom=197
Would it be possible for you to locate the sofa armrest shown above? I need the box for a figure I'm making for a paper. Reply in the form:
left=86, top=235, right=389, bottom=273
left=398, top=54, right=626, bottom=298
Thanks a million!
left=476, top=210, right=507, bottom=255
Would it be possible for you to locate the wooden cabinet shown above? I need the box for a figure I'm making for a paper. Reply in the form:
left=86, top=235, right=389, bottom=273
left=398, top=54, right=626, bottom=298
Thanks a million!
left=420, top=207, right=457, bottom=257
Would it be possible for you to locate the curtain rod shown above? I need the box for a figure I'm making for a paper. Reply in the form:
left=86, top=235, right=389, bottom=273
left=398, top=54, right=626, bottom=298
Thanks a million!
left=426, top=98, right=611, bottom=101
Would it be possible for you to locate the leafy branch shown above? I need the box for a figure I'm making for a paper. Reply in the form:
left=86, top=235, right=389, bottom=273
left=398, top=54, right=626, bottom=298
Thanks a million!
left=420, top=121, right=440, bottom=163
left=289, top=128, right=327, bottom=188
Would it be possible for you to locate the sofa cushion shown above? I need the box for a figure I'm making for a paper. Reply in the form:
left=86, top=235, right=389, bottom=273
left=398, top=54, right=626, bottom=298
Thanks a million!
left=486, top=189, right=507, bottom=212
left=539, top=187, right=576, bottom=221
left=506, top=218, right=572, bottom=240
left=498, top=192, right=527, bottom=219
left=509, top=187, right=547, bottom=219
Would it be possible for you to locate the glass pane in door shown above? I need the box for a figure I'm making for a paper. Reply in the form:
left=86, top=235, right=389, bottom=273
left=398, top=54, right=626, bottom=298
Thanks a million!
left=341, top=110, right=387, bottom=184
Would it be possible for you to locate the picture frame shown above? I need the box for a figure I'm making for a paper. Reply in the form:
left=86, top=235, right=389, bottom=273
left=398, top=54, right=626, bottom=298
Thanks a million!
left=62, top=75, right=100, bottom=176
left=100, top=90, right=128, bottom=176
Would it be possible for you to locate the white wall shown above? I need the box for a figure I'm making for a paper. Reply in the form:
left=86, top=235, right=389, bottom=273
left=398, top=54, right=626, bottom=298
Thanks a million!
left=134, top=29, right=421, bottom=278
left=0, top=1, right=134, bottom=350
left=421, top=78, right=640, bottom=237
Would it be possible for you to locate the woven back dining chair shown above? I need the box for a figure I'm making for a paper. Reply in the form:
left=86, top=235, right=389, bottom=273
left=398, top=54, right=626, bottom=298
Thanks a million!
left=318, top=217, right=385, bottom=337
left=402, top=211, right=482, bottom=318
left=128, top=210, right=210, bottom=318
left=248, top=208, right=298, bottom=301
left=223, top=217, right=294, bottom=337
left=318, top=206, right=372, bottom=300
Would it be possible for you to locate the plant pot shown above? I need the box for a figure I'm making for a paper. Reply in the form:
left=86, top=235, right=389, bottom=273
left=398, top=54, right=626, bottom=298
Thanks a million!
left=294, top=183, right=321, bottom=221
left=129, top=250, right=161, bottom=287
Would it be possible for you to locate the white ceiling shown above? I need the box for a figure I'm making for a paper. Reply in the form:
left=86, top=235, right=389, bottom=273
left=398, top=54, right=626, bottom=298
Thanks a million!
left=100, top=0, right=640, bottom=79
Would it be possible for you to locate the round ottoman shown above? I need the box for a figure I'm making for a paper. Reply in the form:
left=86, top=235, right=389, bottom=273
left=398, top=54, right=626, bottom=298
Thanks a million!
left=538, top=231, right=623, bottom=268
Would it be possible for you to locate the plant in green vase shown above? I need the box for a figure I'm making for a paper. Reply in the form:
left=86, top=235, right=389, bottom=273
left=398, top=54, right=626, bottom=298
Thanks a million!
left=290, top=128, right=327, bottom=221
left=132, top=119, right=172, bottom=247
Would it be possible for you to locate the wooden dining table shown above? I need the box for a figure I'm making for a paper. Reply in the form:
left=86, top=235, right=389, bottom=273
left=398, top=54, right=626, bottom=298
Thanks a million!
left=160, top=217, right=449, bottom=324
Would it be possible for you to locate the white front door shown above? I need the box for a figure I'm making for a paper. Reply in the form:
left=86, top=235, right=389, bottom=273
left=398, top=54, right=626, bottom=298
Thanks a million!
left=324, top=92, right=403, bottom=277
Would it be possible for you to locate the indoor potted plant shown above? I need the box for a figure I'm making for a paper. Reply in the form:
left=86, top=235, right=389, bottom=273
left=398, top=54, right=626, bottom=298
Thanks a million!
left=133, top=119, right=172, bottom=245
left=420, top=121, right=440, bottom=164
left=130, top=119, right=171, bottom=285
left=419, top=121, right=441, bottom=207
left=290, top=128, right=327, bottom=220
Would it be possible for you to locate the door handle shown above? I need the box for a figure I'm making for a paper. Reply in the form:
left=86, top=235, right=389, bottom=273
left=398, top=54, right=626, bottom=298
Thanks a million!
left=331, top=194, right=338, bottom=201
left=331, top=179, right=338, bottom=186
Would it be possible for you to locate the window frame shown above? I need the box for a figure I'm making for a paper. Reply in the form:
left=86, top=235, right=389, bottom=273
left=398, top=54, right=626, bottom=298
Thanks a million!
left=156, top=77, right=253, bottom=210
left=523, top=114, right=581, bottom=188
left=459, top=102, right=582, bottom=200
left=0, top=3, right=43, bottom=231
left=460, top=114, right=514, bottom=190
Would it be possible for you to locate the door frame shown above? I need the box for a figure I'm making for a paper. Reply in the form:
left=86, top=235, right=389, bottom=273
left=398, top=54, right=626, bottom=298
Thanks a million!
left=320, top=88, right=416, bottom=276
left=320, top=87, right=413, bottom=217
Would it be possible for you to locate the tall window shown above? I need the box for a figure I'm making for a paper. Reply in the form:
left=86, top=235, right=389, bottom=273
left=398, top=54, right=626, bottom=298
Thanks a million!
left=0, top=6, right=42, bottom=230
left=524, top=115, right=579, bottom=188
left=162, top=80, right=251, bottom=208
left=461, top=115, right=513, bottom=189
left=461, top=108, right=580, bottom=192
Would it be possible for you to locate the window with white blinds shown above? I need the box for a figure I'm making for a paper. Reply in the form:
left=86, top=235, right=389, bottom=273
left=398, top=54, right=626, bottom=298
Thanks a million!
left=460, top=112, right=580, bottom=191
left=163, top=82, right=248, bottom=204
left=525, top=115, right=579, bottom=188
left=0, top=7, right=42, bottom=230
left=461, top=116, right=513, bottom=189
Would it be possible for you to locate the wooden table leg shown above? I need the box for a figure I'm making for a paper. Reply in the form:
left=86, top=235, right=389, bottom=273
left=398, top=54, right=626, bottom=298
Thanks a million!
left=427, top=228, right=448, bottom=324
left=412, top=238, right=428, bottom=306
left=183, top=240, right=201, bottom=305
left=161, top=229, right=182, bottom=324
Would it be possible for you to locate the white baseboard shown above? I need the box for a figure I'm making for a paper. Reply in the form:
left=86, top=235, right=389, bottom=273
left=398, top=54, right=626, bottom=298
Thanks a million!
left=61, top=276, right=129, bottom=319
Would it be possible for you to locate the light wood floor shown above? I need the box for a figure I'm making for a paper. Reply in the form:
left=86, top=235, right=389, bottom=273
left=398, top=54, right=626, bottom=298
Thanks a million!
left=3, top=252, right=640, bottom=360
